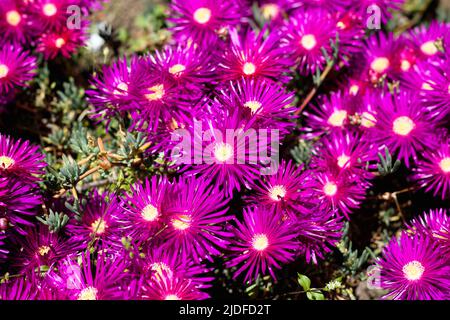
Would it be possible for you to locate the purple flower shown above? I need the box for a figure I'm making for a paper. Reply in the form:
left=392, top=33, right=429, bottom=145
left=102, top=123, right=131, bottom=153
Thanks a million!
left=37, top=23, right=87, bottom=60
left=362, top=32, right=397, bottom=83
left=226, top=206, right=298, bottom=283
left=217, top=27, right=293, bottom=83
left=0, top=0, right=35, bottom=44
left=0, top=133, right=46, bottom=181
left=376, top=232, right=450, bottom=300
left=410, top=21, right=450, bottom=62
left=0, top=278, right=36, bottom=300
left=0, top=44, right=36, bottom=95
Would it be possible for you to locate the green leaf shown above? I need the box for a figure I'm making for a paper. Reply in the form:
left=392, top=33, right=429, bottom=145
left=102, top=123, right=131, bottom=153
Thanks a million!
left=307, top=291, right=325, bottom=300
left=297, top=273, right=311, bottom=291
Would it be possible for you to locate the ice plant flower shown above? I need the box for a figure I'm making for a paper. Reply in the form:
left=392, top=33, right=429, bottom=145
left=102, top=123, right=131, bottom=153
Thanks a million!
left=376, top=232, right=450, bottom=300
left=0, top=44, right=37, bottom=94
left=0, top=0, right=34, bottom=43
left=0, top=278, right=36, bottom=300
left=227, top=207, right=298, bottom=283
left=410, top=21, right=449, bottom=61
left=37, top=25, right=87, bottom=59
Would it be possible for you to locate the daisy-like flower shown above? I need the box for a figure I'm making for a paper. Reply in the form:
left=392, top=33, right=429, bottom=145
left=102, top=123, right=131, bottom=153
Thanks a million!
left=408, top=209, right=450, bottom=254
left=161, top=176, right=232, bottom=263
left=303, top=92, right=350, bottom=138
left=11, top=224, right=83, bottom=274
left=370, top=92, right=436, bottom=168
left=217, top=27, right=293, bottom=83
left=410, top=21, right=449, bottom=61
left=227, top=207, right=298, bottom=283
left=362, top=32, right=397, bottom=83
left=0, top=177, right=41, bottom=232
left=376, top=232, right=450, bottom=300
left=219, top=79, right=296, bottom=136
left=333, top=11, right=365, bottom=59
left=47, top=250, right=133, bottom=300
left=412, top=137, right=450, bottom=200
left=119, top=176, right=170, bottom=244
left=255, top=0, right=302, bottom=26
left=37, top=24, right=87, bottom=60
left=169, top=0, right=241, bottom=47
left=311, top=130, right=376, bottom=179
left=66, top=191, right=122, bottom=250
left=283, top=9, right=337, bottom=75
left=141, top=269, right=209, bottom=300
left=303, top=170, right=369, bottom=218
left=247, top=160, right=307, bottom=216
left=0, top=0, right=34, bottom=43
left=0, top=133, right=46, bottom=181
left=0, top=278, right=37, bottom=300
left=0, top=44, right=37, bottom=95
left=31, top=0, right=76, bottom=31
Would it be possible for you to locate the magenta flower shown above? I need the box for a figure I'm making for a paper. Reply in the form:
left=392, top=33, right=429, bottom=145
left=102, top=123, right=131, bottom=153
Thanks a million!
left=376, top=232, right=450, bottom=300
left=37, top=24, right=87, bottom=60
left=362, top=32, right=397, bottom=83
left=0, top=278, right=37, bottom=300
left=0, top=133, right=46, bottom=181
left=410, top=21, right=449, bottom=61
left=0, top=44, right=37, bottom=95
left=227, top=207, right=298, bottom=283
left=0, top=0, right=35, bottom=44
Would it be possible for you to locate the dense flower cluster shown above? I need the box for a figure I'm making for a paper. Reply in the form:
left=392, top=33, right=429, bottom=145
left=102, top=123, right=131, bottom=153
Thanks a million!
left=1, top=0, right=449, bottom=301
left=0, top=0, right=105, bottom=103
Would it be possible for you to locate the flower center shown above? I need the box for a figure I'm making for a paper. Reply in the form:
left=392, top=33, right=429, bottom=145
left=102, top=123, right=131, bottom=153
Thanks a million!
left=214, top=142, right=233, bottom=162
left=145, top=84, right=165, bottom=101
left=420, top=41, right=438, bottom=56
left=400, top=60, right=411, bottom=72
left=172, top=214, right=191, bottom=231
left=168, top=64, right=186, bottom=76
left=261, top=3, right=280, bottom=20
left=0, top=64, right=9, bottom=79
left=349, top=84, right=360, bottom=96
left=402, top=260, right=425, bottom=281
left=165, top=294, right=180, bottom=300
left=6, top=10, right=21, bottom=26
left=55, top=37, right=65, bottom=48
left=370, top=57, right=390, bottom=74
left=0, top=156, right=15, bottom=169
left=78, top=287, right=98, bottom=300
left=243, top=62, right=256, bottom=75
left=421, top=82, right=433, bottom=91
left=252, top=233, right=269, bottom=251
left=393, top=116, right=415, bottom=136
left=336, top=21, right=346, bottom=30
left=337, top=155, right=350, bottom=169
left=361, top=112, right=377, bottom=128
left=193, top=7, right=211, bottom=24
left=150, top=262, right=172, bottom=275
left=43, top=3, right=57, bottom=17
left=91, top=218, right=107, bottom=235
left=327, top=110, right=347, bottom=127
left=244, top=100, right=262, bottom=114
left=38, top=245, right=51, bottom=256
left=300, top=34, right=317, bottom=51
left=269, top=185, right=287, bottom=201
left=113, top=82, right=128, bottom=95
left=439, top=157, right=450, bottom=173
left=141, top=204, right=159, bottom=222
left=323, top=182, right=337, bottom=197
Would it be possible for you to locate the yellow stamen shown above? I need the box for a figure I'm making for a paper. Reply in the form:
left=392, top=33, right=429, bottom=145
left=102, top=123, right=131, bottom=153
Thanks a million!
left=145, top=84, right=165, bottom=101
left=361, top=112, right=377, bottom=128
left=43, top=3, right=57, bottom=17
left=168, top=64, right=186, bottom=76
left=91, top=218, right=107, bottom=235
left=439, top=157, right=450, bottom=173
left=300, top=34, right=317, bottom=51
left=113, top=82, right=128, bottom=95
left=55, top=37, right=65, bottom=48
left=0, top=64, right=9, bottom=79
left=392, top=116, right=415, bottom=136
left=214, top=142, right=233, bottom=162
left=165, top=294, right=180, bottom=300
left=337, top=155, right=351, bottom=169
left=420, top=41, right=438, bottom=56
left=349, top=84, right=360, bottom=96
left=402, top=260, right=425, bottom=281
left=141, top=204, right=159, bottom=222
left=6, top=10, right=21, bottom=26
left=261, top=3, right=280, bottom=20
left=400, top=60, right=411, bottom=71
left=328, top=110, right=347, bottom=127
left=244, top=100, right=262, bottom=114
left=252, top=233, right=269, bottom=251
left=193, top=7, right=211, bottom=24
left=38, top=246, right=50, bottom=256
left=268, top=185, right=287, bottom=201
left=323, top=182, right=337, bottom=197
left=370, top=57, right=390, bottom=74
left=243, top=62, right=256, bottom=75
left=0, top=155, right=15, bottom=169
left=77, top=287, right=98, bottom=300
left=172, top=214, right=191, bottom=231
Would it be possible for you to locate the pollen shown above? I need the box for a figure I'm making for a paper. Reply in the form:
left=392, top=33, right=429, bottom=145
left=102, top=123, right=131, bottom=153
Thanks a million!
left=244, top=100, right=262, bottom=114
left=141, top=204, right=159, bottom=222
left=0, top=64, right=9, bottom=79
left=0, top=156, right=15, bottom=169
left=370, top=57, right=390, bottom=74
left=261, top=3, right=280, bottom=20
left=55, top=37, right=65, bottom=48
left=113, top=82, right=128, bottom=95
left=193, top=7, right=211, bottom=24
left=243, top=62, right=256, bottom=75
left=336, top=21, right=346, bottom=30
left=150, top=262, right=172, bottom=275
left=393, top=116, right=415, bottom=136
left=361, top=112, right=377, bottom=128
left=6, top=10, right=21, bottom=27
left=169, top=64, right=186, bottom=76
left=91, top=218, right=107, bottom=235
left=337, top=155, right=351, bottom=169
left=349, top=84, right=360, bottom=96
left=420, top=41, right=438, bottom=56
left=269, top=185, right=287, bottom=201
left=172, top=214, right=191, bottom=231
left=145, top=84, right=165, bottom=101
left=78, top=287, right=98, bottom=300
left=402, top=260, right=425, bottom=281
left=439, top=157, right=450, bottom=173
left=323, top=182, right=338, bottom=197
left=165, top=294, right=180, bottom=300
left=421, top=82, right=433, bottom=91
left=43, top=3, right=57, bottom=17
left=252, top=233, right=269, bottom=251
left=328, top=110, right=347, bottom=127
left=300, top=34, right=317, bottom=51
left=214, top=142, right=234, bottom=162
left=400, top=60, right=411, bottom=71
left=38, top=246, right=51, bottom=256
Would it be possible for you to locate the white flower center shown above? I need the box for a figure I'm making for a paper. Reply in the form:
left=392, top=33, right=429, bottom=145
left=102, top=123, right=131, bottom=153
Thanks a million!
left=370, top=57, right=390, bottom=73
left=172, top=214, right=191, bottom=231
left=214, top=142, right=233, bottom=162
left=328, top=110, right=347, bottom=127
left=38, top=246, right=51, bottom=256
left=393, top=116, right=415, bottom=136
left=193, top=7, right=211, bottom=24
left=43, top=3, right=57, bottom=17
left=0, top=156, right=15, bottom=169
left=402, top=260, right=425, bottom=281
left=269, top=185, right=287, bottom=201
left=337, top=155, right=350, bottom=169
left=361, top=112, right=377, bottom=128
left=243, top=62, right=256, bottom=75
left=141, top=204, right=159, bottom=222
left=420, top=41, right=438, bottom=56
left=323, top=182, right=337, bottom=197
left=165, top=294, right=180, bottom=300
left=252, top=233, right=269, bottom=251
left=0, top=64, right=9, bottom=79
left=78, top=287, right=98, bottom=300
left=145, top=84, right=165, bottom=101
left=6, top=10, right=21, bottom=26
left=55, top=37, right=65, bottom=48
left=300, top=34, right=317, bottom=51
left=91, top=218, right=107, bottom=235
left=168, top=64, right=186, bottom=76
left=244, top=100, right=262, bottom=114
left=439, top=157, right=450, bottom=173
left=261, top=3, right=280, bottom=20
